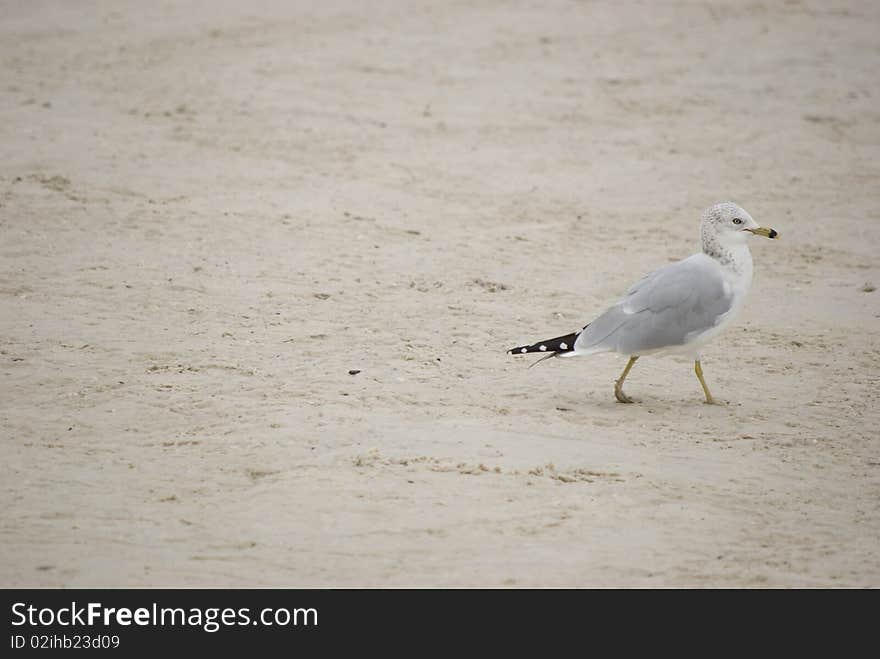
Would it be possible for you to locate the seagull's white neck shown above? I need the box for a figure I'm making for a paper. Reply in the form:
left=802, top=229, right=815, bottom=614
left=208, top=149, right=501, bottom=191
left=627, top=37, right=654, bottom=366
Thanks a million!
left=702, top=232, right=753, bottom=283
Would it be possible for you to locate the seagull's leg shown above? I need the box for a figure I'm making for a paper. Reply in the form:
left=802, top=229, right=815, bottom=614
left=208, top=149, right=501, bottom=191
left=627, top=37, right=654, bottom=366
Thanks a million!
left=614, top=356, right=639, bottom=404
left=694, top=360, right=717, bottom=405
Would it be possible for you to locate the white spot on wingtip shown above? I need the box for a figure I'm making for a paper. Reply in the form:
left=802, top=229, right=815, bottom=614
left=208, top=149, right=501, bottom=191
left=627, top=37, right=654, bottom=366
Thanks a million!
left=539, top=345, right=547, bottom=351
left=520, top=348, right=527, bottom=353
left=560, top=342, right=568, bottom=350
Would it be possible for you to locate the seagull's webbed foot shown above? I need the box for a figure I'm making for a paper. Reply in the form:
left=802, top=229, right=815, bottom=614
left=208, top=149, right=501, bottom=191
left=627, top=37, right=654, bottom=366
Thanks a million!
left=694, top=360, right=725, bottom=405
left=614, top=385, right=635, bottom=404
left=613, top=356, right=639, bottom=404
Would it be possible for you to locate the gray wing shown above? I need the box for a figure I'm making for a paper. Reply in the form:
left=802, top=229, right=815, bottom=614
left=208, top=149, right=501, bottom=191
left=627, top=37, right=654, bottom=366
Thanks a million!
left=574, top=255, right=734, bottom=355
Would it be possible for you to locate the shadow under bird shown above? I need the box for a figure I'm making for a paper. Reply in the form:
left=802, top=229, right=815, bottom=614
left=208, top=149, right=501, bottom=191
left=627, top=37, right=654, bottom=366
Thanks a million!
left=508, top=202, right=778, bottom=404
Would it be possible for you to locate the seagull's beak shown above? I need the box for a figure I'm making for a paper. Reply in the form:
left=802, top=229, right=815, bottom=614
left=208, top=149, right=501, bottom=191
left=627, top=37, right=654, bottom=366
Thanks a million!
left=744, top=227, right=778, bottom=239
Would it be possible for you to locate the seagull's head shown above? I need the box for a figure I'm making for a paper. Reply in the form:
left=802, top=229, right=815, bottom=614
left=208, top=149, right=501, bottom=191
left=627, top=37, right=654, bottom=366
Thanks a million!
left=701, top=202, right=778, bottom=246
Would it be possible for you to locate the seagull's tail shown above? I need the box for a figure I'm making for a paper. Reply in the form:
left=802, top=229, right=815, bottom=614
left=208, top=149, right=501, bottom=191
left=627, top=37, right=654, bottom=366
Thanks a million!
left=507, top=326, right=587, bottom=364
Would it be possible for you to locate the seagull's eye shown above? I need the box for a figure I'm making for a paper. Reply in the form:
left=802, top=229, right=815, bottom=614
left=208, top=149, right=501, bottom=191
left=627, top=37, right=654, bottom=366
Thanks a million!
left=732, top=218, right=742, bottom=225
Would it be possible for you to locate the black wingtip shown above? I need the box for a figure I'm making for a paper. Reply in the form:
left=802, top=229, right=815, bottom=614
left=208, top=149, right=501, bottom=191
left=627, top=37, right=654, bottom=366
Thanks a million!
left=508, top=330, right=581, bottom=356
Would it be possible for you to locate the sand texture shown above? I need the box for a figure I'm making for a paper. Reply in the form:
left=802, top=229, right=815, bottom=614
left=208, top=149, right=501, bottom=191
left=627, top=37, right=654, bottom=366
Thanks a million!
left=2, top=0, right=879, bottom=587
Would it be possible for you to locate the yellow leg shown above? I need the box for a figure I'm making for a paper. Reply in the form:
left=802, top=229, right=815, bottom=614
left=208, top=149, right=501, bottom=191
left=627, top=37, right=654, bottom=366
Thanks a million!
left=694, top=360, right=717, bottom=404
left=614, top=356, right=639, bottom=403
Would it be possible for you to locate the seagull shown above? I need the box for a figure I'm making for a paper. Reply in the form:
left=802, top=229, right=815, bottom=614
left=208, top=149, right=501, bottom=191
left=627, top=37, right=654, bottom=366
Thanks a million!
left=508, top=202, right=778, bottom=404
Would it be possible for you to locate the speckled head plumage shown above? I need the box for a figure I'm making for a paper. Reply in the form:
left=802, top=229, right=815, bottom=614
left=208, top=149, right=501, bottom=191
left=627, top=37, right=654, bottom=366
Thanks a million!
left=701, top=202, right=777, bottom=259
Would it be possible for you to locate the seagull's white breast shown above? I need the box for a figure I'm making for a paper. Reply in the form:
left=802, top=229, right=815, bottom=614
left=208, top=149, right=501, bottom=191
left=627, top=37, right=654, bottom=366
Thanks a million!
left=679, top=243, right=754, bottom=358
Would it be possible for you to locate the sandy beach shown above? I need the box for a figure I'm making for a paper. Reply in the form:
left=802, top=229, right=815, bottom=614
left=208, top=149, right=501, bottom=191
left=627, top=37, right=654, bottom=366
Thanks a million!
left=2, top=0, right=878, bottom=587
